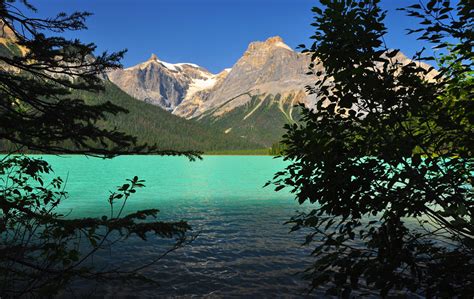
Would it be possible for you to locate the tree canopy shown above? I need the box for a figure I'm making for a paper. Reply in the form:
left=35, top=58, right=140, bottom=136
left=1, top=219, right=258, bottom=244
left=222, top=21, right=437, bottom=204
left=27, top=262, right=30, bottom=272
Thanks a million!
left=0, top=0, right=200, bottom=158
left=272, top=0, right=473, bottom=296
left=0, top=0, right=197, bottom=295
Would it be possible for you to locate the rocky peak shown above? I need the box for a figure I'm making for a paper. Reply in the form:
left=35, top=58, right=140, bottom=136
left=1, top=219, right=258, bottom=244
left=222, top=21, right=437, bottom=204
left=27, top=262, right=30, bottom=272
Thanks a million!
left=108, top=52, right=218, bottom=111
left=233, top=36, right=301, bottom=75
left=181, top=36, right=311, bottom=118
left=265, top=36, right=284, bottom=44
left=244, top=36, right=293, bottom=57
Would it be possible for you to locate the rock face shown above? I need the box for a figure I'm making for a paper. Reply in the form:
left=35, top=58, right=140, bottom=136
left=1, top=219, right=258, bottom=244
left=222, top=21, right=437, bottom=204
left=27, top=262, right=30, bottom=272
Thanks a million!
left=183, top=36, right=316, bottom=119
left=109, top=37, right=437, bottom=145
left=108, top=54, right=219, bottom=111
left=0, top=20, right=27, bottom=57
left=109, top=36, right=317, bottom=117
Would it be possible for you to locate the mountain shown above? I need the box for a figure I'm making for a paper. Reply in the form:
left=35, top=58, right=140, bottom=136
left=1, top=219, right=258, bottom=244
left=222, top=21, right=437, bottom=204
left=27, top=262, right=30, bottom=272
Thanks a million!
left=108, top=54, right=222, bottom=112
left=110, top=36, right=437, bottom=148
left=180, top=36, right=314, bottom=118
left=110, top=36, right=315, bottom=147
left=0, top=27, right=263, bottom=153
left=110, top=36, right=315, bottom=119
left=187, top=36, right=314, bottom=146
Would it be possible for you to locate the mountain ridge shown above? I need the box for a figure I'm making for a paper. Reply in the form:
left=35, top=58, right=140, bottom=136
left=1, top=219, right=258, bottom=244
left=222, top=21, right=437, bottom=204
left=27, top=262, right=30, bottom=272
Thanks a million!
left=1, top=28, right=438, bottom=151
left=108, top=36, right=437, bottom=147
left=108, top=36, right=314, bottom=120
left=0, top=28, right=265, bottom=153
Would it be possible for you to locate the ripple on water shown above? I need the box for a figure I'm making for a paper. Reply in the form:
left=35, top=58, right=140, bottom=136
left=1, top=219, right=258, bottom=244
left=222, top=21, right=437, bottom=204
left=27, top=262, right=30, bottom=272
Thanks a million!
left=40, top=155, right=323, bottom=297
left=65, top=202, right=319, bottom=297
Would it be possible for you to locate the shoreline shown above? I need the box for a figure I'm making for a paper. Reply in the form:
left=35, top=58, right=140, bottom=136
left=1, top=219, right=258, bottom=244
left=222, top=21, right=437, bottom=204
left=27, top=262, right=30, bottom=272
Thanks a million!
left=1, top=153, right=278, bottom=157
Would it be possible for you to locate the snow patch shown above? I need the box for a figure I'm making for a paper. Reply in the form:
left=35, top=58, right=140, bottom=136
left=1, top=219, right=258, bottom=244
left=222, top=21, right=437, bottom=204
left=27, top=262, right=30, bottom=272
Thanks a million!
left=184, top=76, right=217, bottom=100
left=198, top=69, right=214, bottom=79
left=176, top=63, right=200, bottom=68
left=275, top=41, right=293, bottom=52
left=159, top=61, right=180, bottom=71
left=125, top=58, right=203, bottom=72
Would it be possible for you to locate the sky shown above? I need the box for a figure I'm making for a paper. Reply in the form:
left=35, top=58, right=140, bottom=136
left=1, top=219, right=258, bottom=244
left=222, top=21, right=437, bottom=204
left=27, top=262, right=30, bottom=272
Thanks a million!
left=29, top=0, right=433, bottom=73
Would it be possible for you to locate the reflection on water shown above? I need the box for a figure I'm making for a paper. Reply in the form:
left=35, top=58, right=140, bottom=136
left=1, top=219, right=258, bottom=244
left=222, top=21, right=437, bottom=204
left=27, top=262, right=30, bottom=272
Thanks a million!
left=42, top=155, right=319, bottom=297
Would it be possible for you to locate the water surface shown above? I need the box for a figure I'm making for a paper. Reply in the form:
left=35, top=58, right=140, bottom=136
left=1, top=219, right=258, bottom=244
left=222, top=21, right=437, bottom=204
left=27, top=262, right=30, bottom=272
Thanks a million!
left=42, top=155, right=315, bottom=297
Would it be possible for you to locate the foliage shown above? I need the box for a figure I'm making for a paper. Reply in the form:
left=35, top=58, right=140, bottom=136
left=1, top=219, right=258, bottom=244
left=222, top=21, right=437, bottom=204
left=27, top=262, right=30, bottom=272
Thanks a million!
left=0, top=0, right=197, bottom=296
left=268, top=142, right=287, bottom=156
left=0, top=81, right=264, bottom=153
left=272, top=0, right=473, bottom=296
left=0, top=155, right=191, bottom=296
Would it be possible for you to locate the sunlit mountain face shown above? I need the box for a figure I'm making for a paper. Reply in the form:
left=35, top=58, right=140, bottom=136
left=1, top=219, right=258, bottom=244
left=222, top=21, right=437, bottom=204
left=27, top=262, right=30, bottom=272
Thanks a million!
left=109, top=36, right=317, bottom=119
left=109, top=36, right=435, bottom=147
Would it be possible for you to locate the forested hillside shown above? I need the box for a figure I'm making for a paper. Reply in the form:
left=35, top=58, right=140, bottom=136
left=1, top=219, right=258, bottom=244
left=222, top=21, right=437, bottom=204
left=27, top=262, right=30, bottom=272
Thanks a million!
left=79, top=82, right=263, bottom=151
left=0, top=80, right=264, bottom=153
left=198, top=93, right=302, bottom=147
left=0, top=36, right=283, bottom=153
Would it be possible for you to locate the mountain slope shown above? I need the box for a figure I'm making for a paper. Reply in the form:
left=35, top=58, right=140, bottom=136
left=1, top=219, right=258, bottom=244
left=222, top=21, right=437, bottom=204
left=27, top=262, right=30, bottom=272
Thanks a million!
left=110, top=36, right=313, bottom=147
left=197, top=93, right=305, bottom=147
left=73, top=82, right=263, bottom=151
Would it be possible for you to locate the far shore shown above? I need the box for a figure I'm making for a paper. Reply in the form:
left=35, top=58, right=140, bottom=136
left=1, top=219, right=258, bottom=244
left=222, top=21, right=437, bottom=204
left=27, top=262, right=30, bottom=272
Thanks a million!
left=1, top=152, right=279, bottom=157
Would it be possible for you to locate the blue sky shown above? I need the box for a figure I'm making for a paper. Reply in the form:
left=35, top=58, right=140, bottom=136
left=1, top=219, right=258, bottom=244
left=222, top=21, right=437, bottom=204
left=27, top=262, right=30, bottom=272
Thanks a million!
left=31, top=0, right=432, bottom=73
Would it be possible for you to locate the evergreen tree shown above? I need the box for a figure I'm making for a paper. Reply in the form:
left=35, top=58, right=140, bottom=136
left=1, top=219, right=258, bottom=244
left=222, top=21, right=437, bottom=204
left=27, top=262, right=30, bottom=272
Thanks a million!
left=0, top=0, right=198, bottom=295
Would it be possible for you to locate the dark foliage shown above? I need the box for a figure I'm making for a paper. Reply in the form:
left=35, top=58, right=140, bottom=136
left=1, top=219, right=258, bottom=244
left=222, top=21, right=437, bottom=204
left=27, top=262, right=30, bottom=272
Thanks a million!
left=0, top=0, right=197, bottom=296
left=0, top=156, right=192, bottom=296
left=0, top=0, right=199, bottom=158
left=272, top=0, right=473, bottom=296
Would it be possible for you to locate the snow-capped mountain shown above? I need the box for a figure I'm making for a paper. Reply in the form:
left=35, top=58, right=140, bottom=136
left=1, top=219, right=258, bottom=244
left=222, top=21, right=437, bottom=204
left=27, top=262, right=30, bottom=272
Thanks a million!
left=107, top=54, right=222, bottom=111
left=109, top=36, right=315, bottom=118
left=108, top=36, right=436, bottom=147
left=195, top=36, right=315, bottom=118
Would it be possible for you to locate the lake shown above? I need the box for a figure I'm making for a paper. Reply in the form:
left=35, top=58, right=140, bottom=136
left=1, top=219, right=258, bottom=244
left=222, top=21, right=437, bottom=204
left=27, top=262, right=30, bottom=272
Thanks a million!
left=41, top=155, right=316, bottom=297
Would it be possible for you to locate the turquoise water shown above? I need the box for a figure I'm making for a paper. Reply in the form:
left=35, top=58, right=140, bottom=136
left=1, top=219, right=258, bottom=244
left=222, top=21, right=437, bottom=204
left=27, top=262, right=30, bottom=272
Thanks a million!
left=40, top=155, right=315, bottom=297
left=46, top=155, right=296, bottom=218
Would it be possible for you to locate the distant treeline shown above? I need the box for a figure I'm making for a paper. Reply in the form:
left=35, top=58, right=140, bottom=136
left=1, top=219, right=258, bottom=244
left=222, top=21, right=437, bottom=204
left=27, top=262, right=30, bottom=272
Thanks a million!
left=1, top=82, right=266, bottom=154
